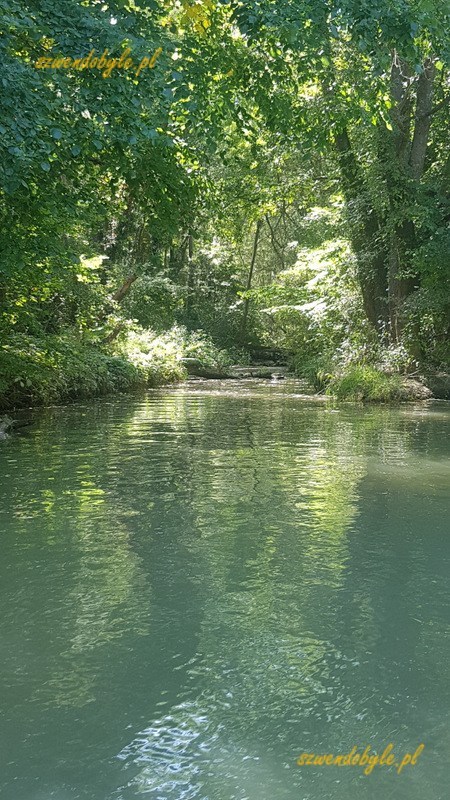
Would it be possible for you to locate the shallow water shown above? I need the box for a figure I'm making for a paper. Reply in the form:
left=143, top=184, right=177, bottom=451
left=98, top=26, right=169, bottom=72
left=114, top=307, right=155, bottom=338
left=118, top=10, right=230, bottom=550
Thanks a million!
left=1, top=381, right=449, bottom=799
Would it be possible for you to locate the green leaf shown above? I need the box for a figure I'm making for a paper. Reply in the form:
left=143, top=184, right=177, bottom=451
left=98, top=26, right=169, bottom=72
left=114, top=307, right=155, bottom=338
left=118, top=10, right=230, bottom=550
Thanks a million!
left=40, top=161, right=50, bottom=172
left=52, top=128, right=62, bottom=140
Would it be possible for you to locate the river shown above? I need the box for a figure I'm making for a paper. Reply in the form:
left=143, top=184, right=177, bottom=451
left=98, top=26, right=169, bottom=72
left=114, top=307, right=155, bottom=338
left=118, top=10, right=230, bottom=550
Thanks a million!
left=1, top=380, right=449, bottom=799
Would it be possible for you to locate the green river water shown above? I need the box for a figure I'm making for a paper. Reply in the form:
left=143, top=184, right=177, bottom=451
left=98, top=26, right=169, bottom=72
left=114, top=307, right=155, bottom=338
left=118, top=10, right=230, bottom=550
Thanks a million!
left=1, top=381, right=449, bottom=800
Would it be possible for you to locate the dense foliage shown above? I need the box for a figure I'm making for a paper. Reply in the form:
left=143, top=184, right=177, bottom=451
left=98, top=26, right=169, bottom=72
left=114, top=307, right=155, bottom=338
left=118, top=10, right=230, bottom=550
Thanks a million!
left=1, top=0, right=449, bottom=407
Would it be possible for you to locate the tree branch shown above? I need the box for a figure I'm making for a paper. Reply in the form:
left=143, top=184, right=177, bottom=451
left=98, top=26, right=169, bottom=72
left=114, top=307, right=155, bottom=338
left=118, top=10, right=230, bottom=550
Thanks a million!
left=420, top=94, right=449, bottom=119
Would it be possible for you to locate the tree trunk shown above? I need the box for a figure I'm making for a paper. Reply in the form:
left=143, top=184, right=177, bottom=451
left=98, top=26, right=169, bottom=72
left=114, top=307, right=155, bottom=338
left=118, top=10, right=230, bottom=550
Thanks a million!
left=409, top=60, right=435, bottom=180
left=265, top=214, right=285, bottom=270
left=113, top=273, right=138, bottom=303
left=185, top=233, right=195, bottom=316
left=102, top=322, right=125, bottom=345
left=384, top=55, right=435, bottom=341
left=240, top=219, right=262, bottom=344
left=334, top=129, right=389, bottom=333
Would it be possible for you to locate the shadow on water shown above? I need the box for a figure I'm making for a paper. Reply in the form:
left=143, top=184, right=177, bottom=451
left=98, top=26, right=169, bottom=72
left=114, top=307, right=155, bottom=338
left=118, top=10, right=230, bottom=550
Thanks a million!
left=0, top=382, right=449, bottom=799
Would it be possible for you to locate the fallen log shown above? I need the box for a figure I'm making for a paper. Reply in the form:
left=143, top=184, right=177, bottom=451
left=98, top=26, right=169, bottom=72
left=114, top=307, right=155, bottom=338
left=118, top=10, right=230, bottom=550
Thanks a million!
left=180, top=358, right=233, bottom=379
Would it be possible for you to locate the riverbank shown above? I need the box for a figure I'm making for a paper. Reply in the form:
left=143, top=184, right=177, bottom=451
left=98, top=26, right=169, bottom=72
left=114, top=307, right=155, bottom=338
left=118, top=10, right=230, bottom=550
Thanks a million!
left=0, top=327, right=235, bottom=412
left=0, top=333, right=178, bottom=412
left=1, top=330, right=448, bottom=414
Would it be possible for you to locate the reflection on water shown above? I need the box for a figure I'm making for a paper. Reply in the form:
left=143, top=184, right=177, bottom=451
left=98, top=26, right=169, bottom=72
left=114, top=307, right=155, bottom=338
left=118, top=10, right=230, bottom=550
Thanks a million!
left=0, top=382, right=449, bottom=799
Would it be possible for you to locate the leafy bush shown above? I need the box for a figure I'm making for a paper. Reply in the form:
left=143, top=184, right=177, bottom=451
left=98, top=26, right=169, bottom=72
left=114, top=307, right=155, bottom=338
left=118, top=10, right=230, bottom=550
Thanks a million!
left=291, top=334, right=418, bottom=395
left=0, top=333, right=145, bottom=410
left=182, top=329, right=232, bottom=368
left=116, top=326, right=188, bottom=387
left=116, top=324, right=232, bottom=383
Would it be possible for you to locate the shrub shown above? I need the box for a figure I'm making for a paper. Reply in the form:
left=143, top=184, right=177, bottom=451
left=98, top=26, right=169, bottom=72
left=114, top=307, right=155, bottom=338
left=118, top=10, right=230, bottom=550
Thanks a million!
left=0, top=333, right=146, bottom=410
left=116, top=324, right=232, bottom=384
left=290, top=351, right=335, bottom=391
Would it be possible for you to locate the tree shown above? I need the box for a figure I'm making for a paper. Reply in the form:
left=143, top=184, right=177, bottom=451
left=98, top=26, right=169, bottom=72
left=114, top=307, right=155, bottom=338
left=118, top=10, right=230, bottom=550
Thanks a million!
left=215, top=0, right=450, bottom=352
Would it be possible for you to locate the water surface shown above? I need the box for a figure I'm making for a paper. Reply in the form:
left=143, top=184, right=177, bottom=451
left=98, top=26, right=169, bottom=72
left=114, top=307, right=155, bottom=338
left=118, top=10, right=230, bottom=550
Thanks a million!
left=1, top=381, right=449, bottom=799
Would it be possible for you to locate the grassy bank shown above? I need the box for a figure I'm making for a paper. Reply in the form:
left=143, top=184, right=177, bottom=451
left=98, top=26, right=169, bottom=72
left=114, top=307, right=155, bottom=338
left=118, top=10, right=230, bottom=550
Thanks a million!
left=326, top=365, right=432, bottom=403
left=290, top=346, right=436, bottom=403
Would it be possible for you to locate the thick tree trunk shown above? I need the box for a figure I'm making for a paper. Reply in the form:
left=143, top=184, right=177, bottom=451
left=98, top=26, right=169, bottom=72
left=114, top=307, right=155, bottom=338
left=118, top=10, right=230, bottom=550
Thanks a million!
left=334, top=130, right=389, bottom=333
left=384, top=55, right=435, bottom=342
left=390, top=53, right=413, bottom=162
left=409, top=60, right=435, bottom=180
left=387, top=227, right=417, bottom=342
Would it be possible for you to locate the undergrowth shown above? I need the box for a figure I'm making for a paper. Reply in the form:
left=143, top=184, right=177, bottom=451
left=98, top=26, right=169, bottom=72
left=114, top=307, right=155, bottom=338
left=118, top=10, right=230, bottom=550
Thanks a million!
left=0, top=325, right=232, bottom=411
